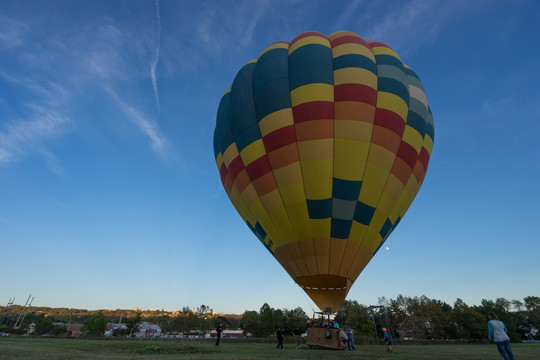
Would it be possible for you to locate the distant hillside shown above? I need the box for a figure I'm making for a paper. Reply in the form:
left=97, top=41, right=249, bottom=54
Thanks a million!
left=0, top=305, right=242, bottom=327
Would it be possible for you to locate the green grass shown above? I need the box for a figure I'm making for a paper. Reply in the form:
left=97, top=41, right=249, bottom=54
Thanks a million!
left=0, top=337, right=539, bottom=359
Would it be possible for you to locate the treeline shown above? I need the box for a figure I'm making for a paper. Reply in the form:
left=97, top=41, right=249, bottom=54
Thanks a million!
left=1, top=295, right=538, bottom=341
left=335, top=295, right=539, bottom=342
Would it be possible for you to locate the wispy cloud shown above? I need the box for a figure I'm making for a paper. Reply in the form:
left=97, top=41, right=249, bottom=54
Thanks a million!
left=1, top=6, right=171, bottom=171
left=333, top=0, right=472, bottom=56
left=332, top=0, right=364, bottom=32
left=0, top=105, right=69, bottom=165
left=239, top=0, right=269, bottom=46
left=0, top=13, right=28, bottom=49
left=150, top=0, right=161, bottom=114
left=106, top=87, right=169, bottom=159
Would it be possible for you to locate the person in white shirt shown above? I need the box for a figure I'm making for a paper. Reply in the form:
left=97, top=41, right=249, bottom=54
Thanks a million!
left=488, top=312, right=515, bottom=360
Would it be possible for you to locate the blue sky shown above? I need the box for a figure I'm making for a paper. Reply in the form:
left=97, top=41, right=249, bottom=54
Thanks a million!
left=1, top=0, right=539, bottom=315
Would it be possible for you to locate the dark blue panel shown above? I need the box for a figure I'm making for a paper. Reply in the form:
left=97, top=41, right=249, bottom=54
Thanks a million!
left=289, top=44, right=333, bottom=90
left=378, top=77, right=409, bottom=105
left=333, top=178, right=362, bottom=201
left=374, top=54, right=404, bottom=69
left=426, top=108, right=435, bottom=141
left=253, top=79, right=292, bottom=120
left=404, top=67, right=420, bottom=82
left=253, top=47, right=289, bottom=86
left=333, top=54, right=377, bottom=75
left=253, top=47, right=292, bottom=120
left=247, top=221, right=273, bottom=254
left=236, top=124, right=262, bottom=153
left=215, top=92, right=235, bottom=155
left=213, top=127, right=221, bottom=159
left=379, top=218, right=393, bottom=241
left=353, top=202, right=375, bottom=225
left=230, top=63, right=261, bottom=140
left=307, top=198, right=332, bottom=219
left=406, top=110, right=427, bottom=137
left=254, top=222, right=267, bottom=242
left=331, top=218, right=352, bottom=239
left=374, top=216, right=401, bottom=254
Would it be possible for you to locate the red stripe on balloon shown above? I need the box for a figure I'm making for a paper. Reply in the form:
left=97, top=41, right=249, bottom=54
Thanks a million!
left=245, top=155, right=273, bottom=181
left=418, top=147, right=430, bottom=171
left=227, top=155, right=245, bottom=180
left=396, top=142, right=418, bottom=170
left=330, top=34, right=368, bottom=48
left=334, top=84, right=377, bottom=104
left=374, top=108, right=405, bottom=137
left=368, top=41, right=391, bottom=49
left=291, top=31, right=327, bottom=44
left=219, top=163, right=228, bottom=183
left=263, top=125, right=297, bottom=153
left=292, top=101, right=334, bottom=123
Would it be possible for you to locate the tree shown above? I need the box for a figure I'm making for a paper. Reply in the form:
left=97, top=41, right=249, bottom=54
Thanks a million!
left=258, top=303, right=278, bottom=337
left=336, top=300, right=373, bottom=336
left=156, top=315, right=171, bottom=334
left=34, top=313, right=53, bottom=335
left=125, top=313, right=142, bottom=337
left=240, top=311, right=260, bottom=336
left=452, top=299, right=485, bottom=339
left=283, top=307, right=308, bottom=334
left=82, top=311, right=106, bottom=337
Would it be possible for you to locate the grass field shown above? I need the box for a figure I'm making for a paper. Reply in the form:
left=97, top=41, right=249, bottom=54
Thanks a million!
left=0, top=337, right=539, bottom=359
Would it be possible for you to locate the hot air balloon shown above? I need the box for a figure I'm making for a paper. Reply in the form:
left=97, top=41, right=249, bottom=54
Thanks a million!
left=213, top=31, right=434, bottom=313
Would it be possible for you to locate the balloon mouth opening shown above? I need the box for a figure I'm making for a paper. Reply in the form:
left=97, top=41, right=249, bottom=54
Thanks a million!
left=300, top=286, right=347, bottom=290
left=295, top=275, right=352, bottom=313
left=295, top=274, right=349, bottom=289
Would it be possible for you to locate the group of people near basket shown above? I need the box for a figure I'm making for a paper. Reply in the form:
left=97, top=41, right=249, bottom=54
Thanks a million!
left=222, top=311, right=515, bottom=359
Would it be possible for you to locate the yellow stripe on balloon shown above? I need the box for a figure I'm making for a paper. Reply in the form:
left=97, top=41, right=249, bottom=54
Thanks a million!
left=359, top=163, right=389, bottom=207
left=423, top=135, right=434, bottom=155
left=401, top=126, right=424, bottom=153
left=376, top=92, right=408, bottom=121
left=222, top=143, right=240, bottom=167
left=240, top=139, right=267, bottom=166
left=300, top=159, right=333, bottom=199
left=259, top=42, right=290, bottom=57
left=259, top=108, right=294, bottom=136
left=288, top=36, right=331, bottom=54
left=334, top=68, right=377, bottom=87
left=370, top=45, right=402, bottom=61
left=332, top=43, right=376, bottom=61
left=290, top=83, right=334, bottom=107
left=272, top=162, right=302, bottom=187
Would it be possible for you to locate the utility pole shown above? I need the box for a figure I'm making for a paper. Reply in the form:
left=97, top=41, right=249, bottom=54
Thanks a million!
left=368, top=305, right=392, bottom=338
left=368, top=305, right=382, bottom=337
left=14, top=295, right=33, bottom=329
left=0, top=297, right=15, bottom=326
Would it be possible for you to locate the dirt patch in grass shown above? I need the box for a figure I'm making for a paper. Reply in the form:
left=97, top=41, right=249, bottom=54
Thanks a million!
left=127, top=344, right=217, bottom=355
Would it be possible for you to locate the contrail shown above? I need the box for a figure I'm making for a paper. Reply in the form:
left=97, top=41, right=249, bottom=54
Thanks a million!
left=150, top=0, right=161, bottom=114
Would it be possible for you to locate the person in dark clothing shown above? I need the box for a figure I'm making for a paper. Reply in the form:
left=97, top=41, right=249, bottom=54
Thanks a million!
left=276, top=327, right=284, bottom=349
left=293, top=327, right=301, bottom=349
left=215, top=323, right=223, bottom=346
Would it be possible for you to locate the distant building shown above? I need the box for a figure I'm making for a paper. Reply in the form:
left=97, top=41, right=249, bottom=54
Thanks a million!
left=208, top=329, right=245, bottom=338
left=67, top=324, right=83, bottom=337
left=134, top=322, right=161, bottom=338
left=105, top=322, right=128, bottom=337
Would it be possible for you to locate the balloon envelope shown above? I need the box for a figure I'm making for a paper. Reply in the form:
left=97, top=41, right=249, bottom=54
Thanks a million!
left=213, top=31, right=434, bottom=312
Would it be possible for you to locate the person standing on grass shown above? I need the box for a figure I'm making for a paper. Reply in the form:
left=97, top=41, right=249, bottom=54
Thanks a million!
left=488, top=312, right=516, bottom=360
left=292, top=327, right=301, bottom=349
left=382, top=327, right=392, bottom=352
left=215, top=323, right=223, bottom=346
left=347, top=326, right=357, bottom=350
left=276, top=326, right=284, bottom=349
